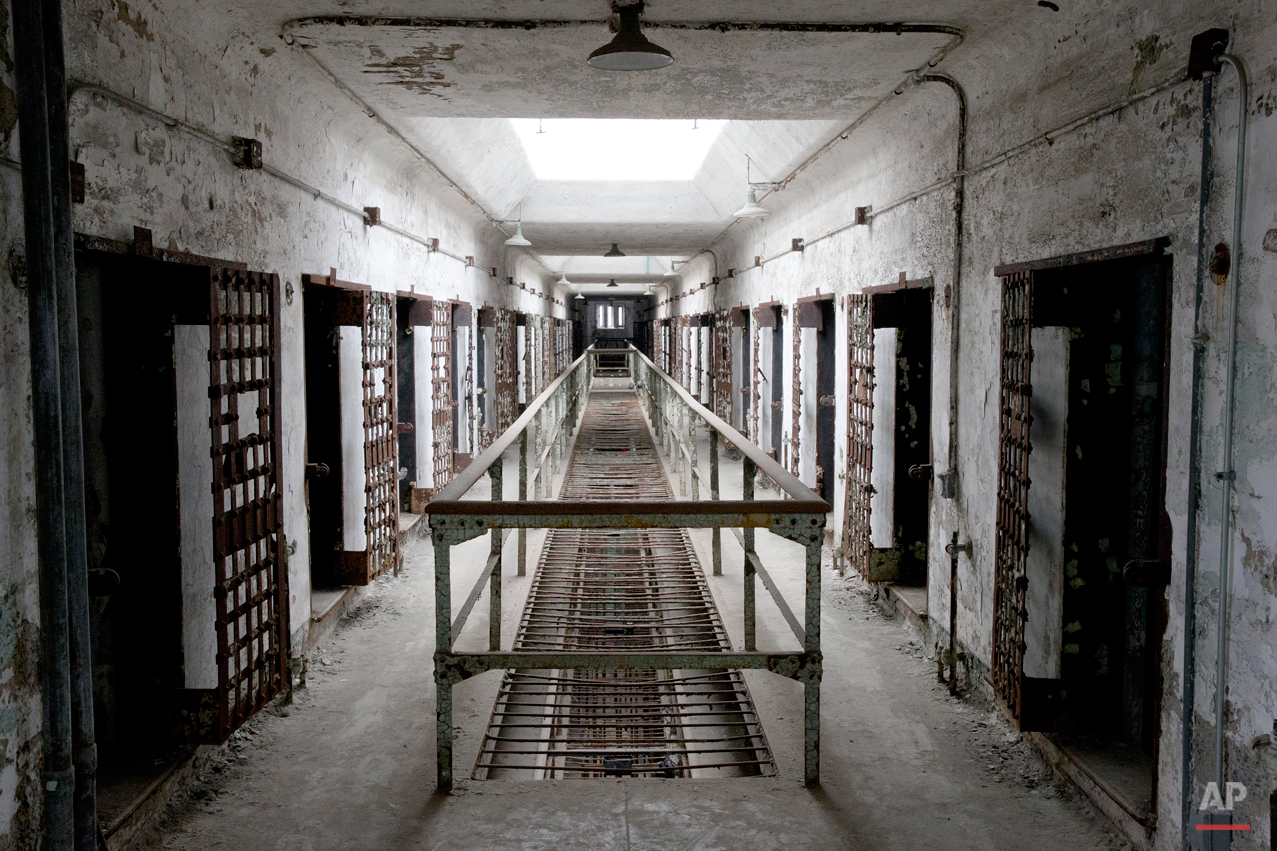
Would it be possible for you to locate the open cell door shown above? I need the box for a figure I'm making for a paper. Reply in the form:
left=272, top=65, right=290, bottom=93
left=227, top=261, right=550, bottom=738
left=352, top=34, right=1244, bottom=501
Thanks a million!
left=713, top=309, right=732, bottom=435
left=362, top=292, right=400, bottom=579
left=207, top=268, right=289, bottom=741
left=432, top=299, right=454, bottom=491
left=993, top=270, right=1033, bottom=723
left=842, top=294, right=874, bottom=576
left=494, top=309, right=518, bottom=435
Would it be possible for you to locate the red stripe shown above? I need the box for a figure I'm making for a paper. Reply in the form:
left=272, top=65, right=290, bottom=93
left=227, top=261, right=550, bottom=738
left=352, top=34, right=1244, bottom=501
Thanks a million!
left=1195, top=825, right=1251, bottom=831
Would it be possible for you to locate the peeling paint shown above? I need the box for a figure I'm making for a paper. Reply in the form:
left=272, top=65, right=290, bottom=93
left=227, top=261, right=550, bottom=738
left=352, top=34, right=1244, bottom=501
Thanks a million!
left=362, top=43, right=463, bottom=97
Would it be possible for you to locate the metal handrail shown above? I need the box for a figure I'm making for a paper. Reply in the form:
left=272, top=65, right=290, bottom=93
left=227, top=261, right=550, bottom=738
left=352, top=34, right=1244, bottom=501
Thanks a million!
left=430, top=341, right=828, bottom=794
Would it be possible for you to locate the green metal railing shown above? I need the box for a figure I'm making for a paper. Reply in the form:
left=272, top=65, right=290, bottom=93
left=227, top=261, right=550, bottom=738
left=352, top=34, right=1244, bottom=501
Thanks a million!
left=430, top=344, right=829, bottom=790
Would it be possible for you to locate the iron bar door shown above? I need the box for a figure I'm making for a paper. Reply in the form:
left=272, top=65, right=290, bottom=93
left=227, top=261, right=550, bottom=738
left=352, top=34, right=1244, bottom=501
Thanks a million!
left=432, top=299, right=454, bottom=491
left=363, top=292, right=399, bottom=578
left=993, top=270, right=1034, bottom=721
left=843, top=294, right=874, bottom=576
left=208, top=268, right=288, bottom=741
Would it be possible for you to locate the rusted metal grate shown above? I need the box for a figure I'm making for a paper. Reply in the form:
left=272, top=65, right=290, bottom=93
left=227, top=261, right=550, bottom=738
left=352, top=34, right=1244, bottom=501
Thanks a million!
left=790, top=304, right=802, bottom=478
left=432, top=300, right=454, bottom=490
left=543, top=316, right=553, bottom=387
left=674, top=316, right=684, bottom=385
left=714, top=310, right=732, bottom=433
left=208, top=268, right=288, bottom=741
left=751, top=315, right=761, bottom=441
left=494, top=309, right=518, bottom=435
left=993, top=271, right=1033, bottom=720
left=363, top=292, right=399, bottom=578
left=842, top=294, right=875, bottom=576
left=463, top=308, right=475, bottom=455
left=474, top=385, right=774, bottom=780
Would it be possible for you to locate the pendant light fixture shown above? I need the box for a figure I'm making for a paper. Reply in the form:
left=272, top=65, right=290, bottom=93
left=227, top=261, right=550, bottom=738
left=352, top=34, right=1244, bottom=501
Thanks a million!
left=574, top=289, right=585, bottom=300
left=557, top=271, right=571, bottom=285
left=504, top=224, right=532, bottom=246
left=607, top=279, right=619, bottom=288
left=664, top=259, right=680, bottom=277
left=604, top=243, right=626, bottom=257
left=587, top=4, right=673, bottom=71
left=733, top=157, right=771, bottom=219
left=504, top=203, right=532, bottom=246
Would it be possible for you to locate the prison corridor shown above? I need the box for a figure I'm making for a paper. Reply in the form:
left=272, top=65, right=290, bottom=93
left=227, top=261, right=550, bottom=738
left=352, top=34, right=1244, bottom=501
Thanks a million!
left=473, top=380, right=774, bottom=779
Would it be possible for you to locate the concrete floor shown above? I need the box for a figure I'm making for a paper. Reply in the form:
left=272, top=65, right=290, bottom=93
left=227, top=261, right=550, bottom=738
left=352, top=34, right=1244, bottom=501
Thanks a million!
left=132, top=406, right=1131, bottom=851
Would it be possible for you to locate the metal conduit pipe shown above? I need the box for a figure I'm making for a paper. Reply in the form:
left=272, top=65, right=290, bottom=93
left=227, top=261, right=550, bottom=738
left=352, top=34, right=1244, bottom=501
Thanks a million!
left=11, top=0, right=75, bottom=846
left=919, top=73, right=966, bottom=505
left=43, top=0, right=99, bottom=845
left=1211, top=52, right=1248, bottom=795
left=1182, top=66, right=1215, bottom=850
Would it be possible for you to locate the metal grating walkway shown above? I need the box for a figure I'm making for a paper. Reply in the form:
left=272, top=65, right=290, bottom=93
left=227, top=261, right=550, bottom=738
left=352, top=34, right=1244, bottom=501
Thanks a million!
left=473, top=383, right=775, bottom=779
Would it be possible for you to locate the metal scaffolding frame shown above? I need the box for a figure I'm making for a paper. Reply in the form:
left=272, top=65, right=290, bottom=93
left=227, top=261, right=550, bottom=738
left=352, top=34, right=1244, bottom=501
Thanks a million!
left=431, top=345, right=828, bottom=791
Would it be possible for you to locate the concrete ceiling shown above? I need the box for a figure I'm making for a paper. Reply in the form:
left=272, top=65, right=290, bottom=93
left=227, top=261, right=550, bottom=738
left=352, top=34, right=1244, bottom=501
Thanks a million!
left=175, top=1, right=1058, bottom=272
left=285, top=12, right=956, bottom=262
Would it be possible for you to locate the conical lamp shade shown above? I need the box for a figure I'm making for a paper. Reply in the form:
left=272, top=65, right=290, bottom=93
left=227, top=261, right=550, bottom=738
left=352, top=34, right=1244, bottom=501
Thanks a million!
left=557, top=272, right=571, bottom=285
left=604, top=243, right=626, bottom=257
left=733, top=190, right=770, bottom=219
left=587, top=6, right=673, bottom=71
left=504, top=224, right=532, bottom=247
left=607, top=279, right=619, bottom=288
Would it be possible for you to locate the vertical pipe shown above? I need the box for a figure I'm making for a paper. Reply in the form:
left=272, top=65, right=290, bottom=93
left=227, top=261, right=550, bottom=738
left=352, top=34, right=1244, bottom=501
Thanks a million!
left=433, top=528, right=453, bottom=791
left=12, top=0, right=75, bottom=846
left=40, top=0, right=96, bottom=843
left=921, top=73, right=967, bottom=500
left=804, top=535, right=824, bottom=786
left=743, top=457, right=756, bottom=652
left=488, top=464, right=502, bottom=652
left=1182, top=69, right=1214, bottom=849
left=710, top=426, right=722, bottom=575
left=949, top=532, right=959, bottom=695
left=1212, top=53, right=1247, bottom=794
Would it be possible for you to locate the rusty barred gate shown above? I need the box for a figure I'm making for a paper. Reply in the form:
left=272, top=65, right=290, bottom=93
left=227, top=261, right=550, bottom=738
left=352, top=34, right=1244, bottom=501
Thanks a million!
left=843, top=294, right=875, bottom=576
left=713, top=309, right=732, bottom=437
left=208, top=268, right=289, bottom=740
left=432, top=299, right=454, bottom=491
left=494, top=308, right=518, bottom=435
left=363, top=292, right=400, bottom=577
left=993, top=271, right=1034, bottom=720
left=790, top=303, right=802, bottom=477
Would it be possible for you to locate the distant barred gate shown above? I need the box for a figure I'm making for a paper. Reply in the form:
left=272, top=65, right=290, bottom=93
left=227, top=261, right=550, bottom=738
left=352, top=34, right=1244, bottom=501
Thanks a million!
left=432, top=300, right=454, bottom=490
left=494, top=308, right=518, bottom=435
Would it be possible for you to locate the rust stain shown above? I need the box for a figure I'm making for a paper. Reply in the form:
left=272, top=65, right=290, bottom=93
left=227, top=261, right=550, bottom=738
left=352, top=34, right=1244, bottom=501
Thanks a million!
left=115, top=0, right=156, bottom=42
left=362, top=43, right=464, bottom=97
left=1129, top=34, right=1168, bottom=93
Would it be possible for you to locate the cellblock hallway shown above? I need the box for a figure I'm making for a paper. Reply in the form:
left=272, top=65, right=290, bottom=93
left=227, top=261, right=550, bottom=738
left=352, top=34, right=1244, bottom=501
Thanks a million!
left=3, top=2, right=1277, bottom=851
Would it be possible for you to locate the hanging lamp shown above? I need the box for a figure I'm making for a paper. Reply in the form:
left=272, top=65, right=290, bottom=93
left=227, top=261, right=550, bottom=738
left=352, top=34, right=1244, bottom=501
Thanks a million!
left=733, top=157, right=771, bottom=219
left=607, top=279, right=619, bottom=288
left=587, top=5, right=673, bottom=71
left=505, top=205, right=532, bottom=246
left=557, top=271, right=571, bottom=285
left=504, top=224, right=532, bottom=246
left=605, top=243, right=626, bottom=257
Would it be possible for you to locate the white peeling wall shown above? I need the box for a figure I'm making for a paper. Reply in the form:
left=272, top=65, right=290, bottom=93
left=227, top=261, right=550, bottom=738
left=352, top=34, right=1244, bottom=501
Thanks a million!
left=670, top=4, right=1277, bottom=847
left=0, top=1, right=563, bottom=841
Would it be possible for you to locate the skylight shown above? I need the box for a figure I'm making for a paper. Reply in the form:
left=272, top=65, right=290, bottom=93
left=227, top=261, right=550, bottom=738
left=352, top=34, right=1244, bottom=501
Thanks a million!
left=511, top=119, right=727, bottom=181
